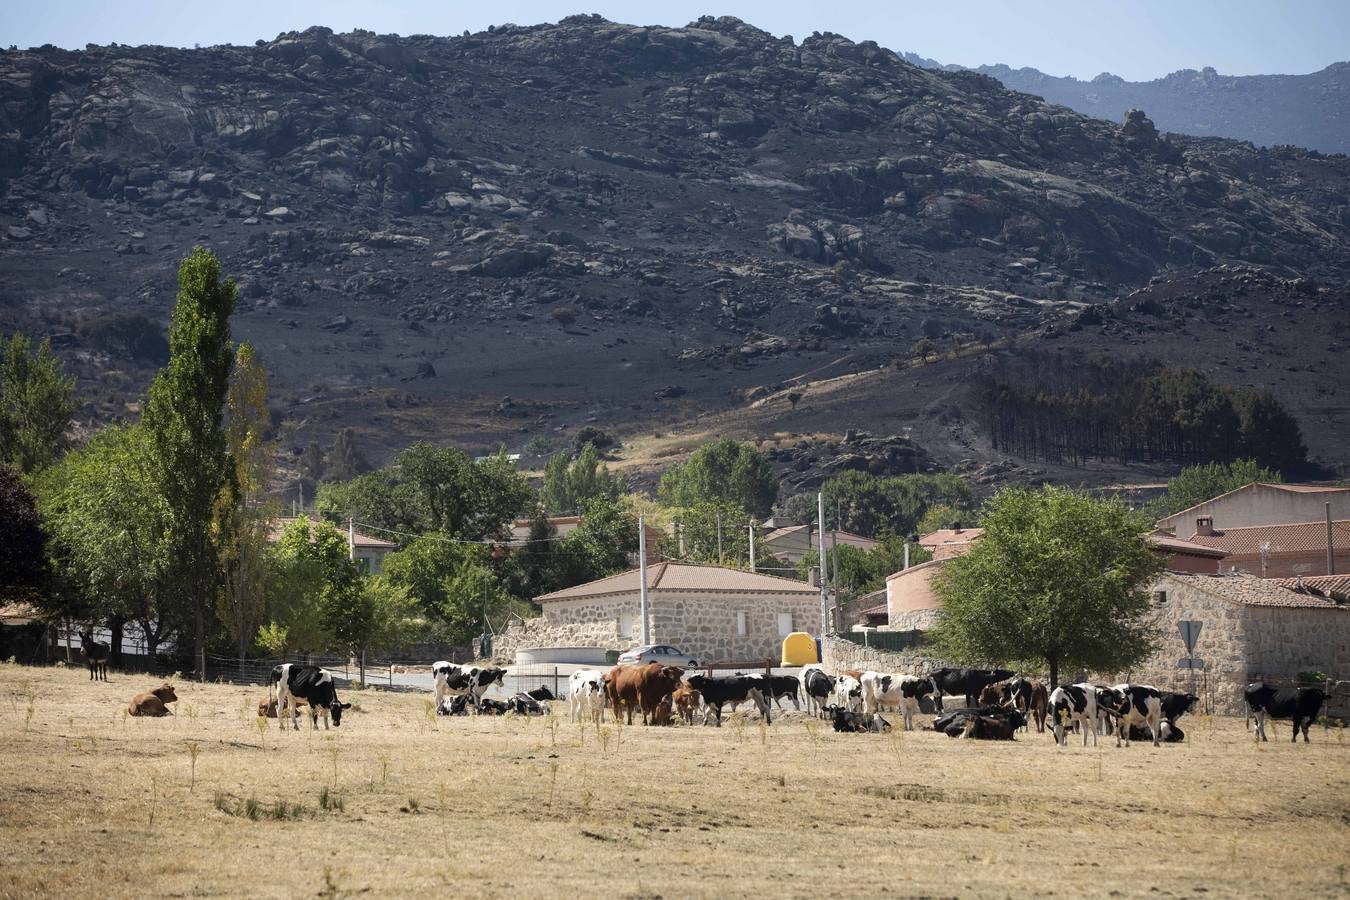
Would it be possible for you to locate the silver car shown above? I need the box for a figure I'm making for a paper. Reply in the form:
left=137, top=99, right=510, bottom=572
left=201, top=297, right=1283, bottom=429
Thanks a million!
left=617, top=644, right=699, bottom=668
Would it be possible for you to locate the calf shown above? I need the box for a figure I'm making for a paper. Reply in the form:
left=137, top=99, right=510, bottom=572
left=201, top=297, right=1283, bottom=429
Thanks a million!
left=1028, top=682, right=1049, bottom=733
left=800, top=666, right=835, bottom=718
left=978, top=683, right=1005, bottom=707
left=568, top=669, right=607, bottom=724
left=437, top=694, right=470, bottom=716
left=507, top=693, right=549, bottom=716
left=525, top=685, right=556, bottom=702
left=1098, top=684, right=1165, bottom=747
left=268, top=664, right=351, bottom=731
left=127, top=683, right=177, bottom=717
left=1244, top=683, right=1325, bottom=743
left=672, top=682, right=701, bottom=725
left=829, top=706, right=891, bottom=733
left=80, top=630, right=110, bottom=681
left=684, top=674, right=771, bottom=726
left=650, top=694, right=674, bottom=726
left=833, top=674, right=863, bottom=712
left=477, top=698, right=510, bottom=715
left=1048, top=683, right=1098, bottom=747
left=860, top=672, right=940, bottom=731
left=259, top=697, right=309, bottom=718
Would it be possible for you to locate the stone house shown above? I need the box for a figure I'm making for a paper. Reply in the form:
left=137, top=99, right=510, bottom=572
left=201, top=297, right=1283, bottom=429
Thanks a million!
left=498, top=562, right=822, bottom=664
left=1155, top=482, right=1350, bottom=533
left=1120, top=572, right=1349, bottom=714
left=761, top=523, right=879, bottom=565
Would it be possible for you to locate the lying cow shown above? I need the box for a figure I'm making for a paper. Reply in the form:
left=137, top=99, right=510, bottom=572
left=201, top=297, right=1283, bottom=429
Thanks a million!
left=259, top=697, right=310, bottom=718
left=1129, top=722, right=1184, bottom=743
left=568, top=669, right=607, bottom=724
left=507, top=693, right=550, bottom=716
left=525, top=685, right=555, bottom=702
left=829, top=706, right=891, bottom=733
left=960, top=715, right=1017, bottom=740
left=128, top=683, right=177, bottom=717
left=1048, top=683, right=1098, bottom=747
left=1245, top=683, right=1325, bottom=743
left=684, top=674, right=771, bottom=726
left=269, top=663, right=350, bottom=730
left=477, top=698, right=510, bottom=715
left=437, top=694, right=470, bottom=716
left=933, top=705, right=1026, bottom=737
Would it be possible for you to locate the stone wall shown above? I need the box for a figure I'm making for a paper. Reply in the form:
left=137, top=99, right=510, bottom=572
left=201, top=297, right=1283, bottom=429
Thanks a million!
left=652, top=590, right=822, bottom=662
left=491, top=616, right=624, bottom=664
left=885, top=607, right=942, bottom=632
left=821, top=634, right=958, bottom=677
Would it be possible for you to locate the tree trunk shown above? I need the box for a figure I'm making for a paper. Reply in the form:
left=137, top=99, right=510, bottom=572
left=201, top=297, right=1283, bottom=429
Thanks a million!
left=1048, top=656, right=1059, bottom=689
left=195, top=595, right=206, bottom=682
left=108, top=616, right=125, bottom=670
left=359, top=648, right=366, bottom=687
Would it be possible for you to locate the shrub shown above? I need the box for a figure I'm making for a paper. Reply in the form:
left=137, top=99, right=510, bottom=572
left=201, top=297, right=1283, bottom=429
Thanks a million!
left=76, top=312, right=169, bottom=364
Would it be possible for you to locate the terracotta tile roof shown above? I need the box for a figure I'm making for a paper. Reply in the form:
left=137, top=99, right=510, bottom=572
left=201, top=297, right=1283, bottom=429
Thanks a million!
left=1274, top=575, right=1350, bottom=602
left=1165, top=573, right=1346, bottom=609
left=269, top=516, right=398, bottom=550
left=1182, top=520, right=1350, bottom=557
left=536, top=561, right=819, bottom=602
left=1156, top=481, right=1350, bottom=525
left=919, top=527, right=983, bottom=547
left=761, top=525, right=878, bottom=548
left=1145, top=532, right=1229, bottom=558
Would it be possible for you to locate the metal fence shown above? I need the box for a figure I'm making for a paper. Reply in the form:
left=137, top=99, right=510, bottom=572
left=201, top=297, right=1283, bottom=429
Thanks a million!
left=835, top=629, right=927, bottom=652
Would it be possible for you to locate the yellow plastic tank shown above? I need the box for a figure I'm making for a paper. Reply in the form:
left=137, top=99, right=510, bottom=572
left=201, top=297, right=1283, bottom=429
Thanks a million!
left=781, top=631, right=819, bottom=667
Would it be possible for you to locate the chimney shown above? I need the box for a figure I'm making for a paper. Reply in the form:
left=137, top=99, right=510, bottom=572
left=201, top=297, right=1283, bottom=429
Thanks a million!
left=1196, top=516, right=1215, bottom=537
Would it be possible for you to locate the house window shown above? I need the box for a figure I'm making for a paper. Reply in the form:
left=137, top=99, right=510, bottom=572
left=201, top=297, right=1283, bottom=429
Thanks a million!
left=619, top=614, right=634, bottom=638
left=1154, top=591, right=1168, bottom=606
left=777, top=613, right=793, bottom=637
left=736, top=611, right=748, bottom=637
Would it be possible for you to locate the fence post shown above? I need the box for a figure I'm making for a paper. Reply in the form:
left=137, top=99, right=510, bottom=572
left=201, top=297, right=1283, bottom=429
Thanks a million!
left=553, top=667, right=559, bottom=700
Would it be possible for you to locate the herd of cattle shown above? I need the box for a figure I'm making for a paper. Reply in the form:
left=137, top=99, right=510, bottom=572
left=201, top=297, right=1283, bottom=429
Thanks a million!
left=424, top=660, right=1330, bottom=745
left=102, top=654, right=1330, bottom=745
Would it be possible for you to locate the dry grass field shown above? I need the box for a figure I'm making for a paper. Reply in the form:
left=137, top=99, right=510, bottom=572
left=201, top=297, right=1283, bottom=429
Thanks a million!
left=1, top=664, right=1347, bottom=899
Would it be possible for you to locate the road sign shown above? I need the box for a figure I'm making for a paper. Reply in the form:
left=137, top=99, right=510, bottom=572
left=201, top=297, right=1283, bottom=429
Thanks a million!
left=1177, top=657, right=1206, bottom=670
left=1177, top=620, right=1203, bottom=653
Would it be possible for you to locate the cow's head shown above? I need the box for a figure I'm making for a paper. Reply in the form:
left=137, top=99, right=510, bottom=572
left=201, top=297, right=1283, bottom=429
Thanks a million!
left=1095, top=687, right=1126, bottom=716
left=151, top=683, right=178, bottom=704
left=685, top=674, right=707, bottom=692
left=330, top=700, right=352, bottom=726
left=658, top=666, right=684, bottom=685
left=927, top=676, right=944, bottom=712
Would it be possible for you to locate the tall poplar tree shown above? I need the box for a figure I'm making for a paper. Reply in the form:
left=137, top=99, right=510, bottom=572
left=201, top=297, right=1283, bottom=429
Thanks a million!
left=142, top=248, right=237, bottom=678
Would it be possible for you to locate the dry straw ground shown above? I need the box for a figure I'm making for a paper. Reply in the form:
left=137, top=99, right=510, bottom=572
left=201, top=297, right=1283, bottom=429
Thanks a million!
left=1, top=664, right=1347, bottom=899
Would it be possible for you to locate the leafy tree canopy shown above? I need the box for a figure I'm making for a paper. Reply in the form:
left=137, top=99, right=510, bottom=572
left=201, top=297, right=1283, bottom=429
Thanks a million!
left=658, top=438, right=778, bottom=518
left=929, top=485, right=1163, bottom=687
left=0, top=464, right=47, bottom=602
left=797, top=535, right=933, bottom=595
left=262, top=516, right=361, bottom=654
left=1157, top=459, right=1280, bottom=518
left=0, top=332, right=78, bottom=474
left=780, top=471, right=973, bottom=538
left=540, top=442, right=625, bottom=515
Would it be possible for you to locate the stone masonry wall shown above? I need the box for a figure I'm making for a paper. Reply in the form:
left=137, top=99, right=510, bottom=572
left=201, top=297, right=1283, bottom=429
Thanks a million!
left=651, top=590, right=822, bottom=663
left=491, top=617, right=625, bottom=664
left=822, top=635, right=960, bottom=677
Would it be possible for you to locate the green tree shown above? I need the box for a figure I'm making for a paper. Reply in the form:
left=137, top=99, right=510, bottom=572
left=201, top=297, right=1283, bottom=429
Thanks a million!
left=35, top=425, right=176, bottom=656
left=797, top=535, right=932, bottom=594
left=915, top=503, right=966, bottom=537
left=658, top=438, right=778, bottom=518
left=142, top=248, right=238, bottom=678
left=0, top=465, right=47, bottom=602
left=669, top=499, right=750, bottom=565
left=262, top=516, right=359, bottom=655
left=1231, top=391, right=1306, bottom=471
left=1157, top=459, right=1281, bottom=517
left=929, top=486, right=1163, bottom=687
left=0, top=333, right=78, bottom=474
left=215, top=343, right=274, bottom=669
left=381, top=533, right=522, bottom=644
left=317, top=443, right=533, bottom=540
left=541, top=443, right=625, bottom=515
left=780, top=472, right=973, bottom=538
left=554, top=497, right=641, bottom=586
left=325, top=427, right=370, bottom=482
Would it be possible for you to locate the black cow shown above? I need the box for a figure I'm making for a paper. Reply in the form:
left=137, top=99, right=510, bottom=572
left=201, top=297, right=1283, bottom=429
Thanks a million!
left=749, top=674, right=801, bottom=711
left=684, top=674, right=771, bottom=726
left=507, top=693, right=549, bottom=715
left=931, top=668, right=1016, bottom=708
left=933, top=706, right=1026, bottom=738
left=1002, top=677, right=1032, bottom=712
left=1160, top=692, right=1199, bottom=726
left=829, top=706, right=891, bottom=733
left=802, top=667, right=835, bottom=718
left=269, top=664, right=351, bottom=730
left=525, top=685, right=555, bottom=701
left=80, top=630, right=110, bottom=681
left=1245, top=683, right=1325, bottom=743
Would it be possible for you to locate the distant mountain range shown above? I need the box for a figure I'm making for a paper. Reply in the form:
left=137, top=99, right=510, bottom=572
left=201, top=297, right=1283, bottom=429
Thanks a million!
left=900, top=54, right=1350, bottom=154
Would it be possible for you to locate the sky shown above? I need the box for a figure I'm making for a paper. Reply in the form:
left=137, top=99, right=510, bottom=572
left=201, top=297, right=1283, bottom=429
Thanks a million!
left=2, top=1, right=1347, bottom=81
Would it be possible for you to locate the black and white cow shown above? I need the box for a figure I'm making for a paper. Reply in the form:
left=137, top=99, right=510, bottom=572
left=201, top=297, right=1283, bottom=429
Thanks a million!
left=1159, top=691, right=1199, bottom=725
left=1097, top=683, right=1165, bottom=747
left=800, top=666, right=835, bottom=718
left=568, top=668, right=607, bottom=723
left=431, top=660, right=471, bottom=709
left=507, top=693, right=550, bottom=716
left=860, top=672, right=940, bottom=731
left=1245, top=683, right=1326, bottom=743
left=269, top=664, right=351, bottom=731
left=931, top=667, right=1015, bottom=708
left=747, top=674, right=801, bottom=711
left=1048, top=683, right=1098, bottom=747
left=833, top=674, right=863, bottom=712
left=525, top=685, right=556, bottom=702
left=1001, top=676, right=1032, bottom=712
left=829, top=706, right=891, bottom=733
left=464, top=667, right=508, bottom=710
left=684, top=674, right=771, bottom=726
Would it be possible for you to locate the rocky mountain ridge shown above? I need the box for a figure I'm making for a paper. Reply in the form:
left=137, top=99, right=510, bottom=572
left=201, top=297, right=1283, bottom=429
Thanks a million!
left=0, top=16, right=1346, bottom=478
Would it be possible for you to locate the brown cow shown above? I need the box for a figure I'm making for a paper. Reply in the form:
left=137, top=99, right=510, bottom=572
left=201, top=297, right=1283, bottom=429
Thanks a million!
left=672, top=682, right=701, bottom=725
left=1028, top=682, right=1049, bottom=733
left=258, top=697, right=309, bottom=718
left=651, top=694, right=674, bottom=726
left=961, top=714, right=1016, bottom=740
left=606, top=663, right=684, bottom=725
left=978, top=682, right=1005, bottom=707
left=128, top=684, right=178, bottom=717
